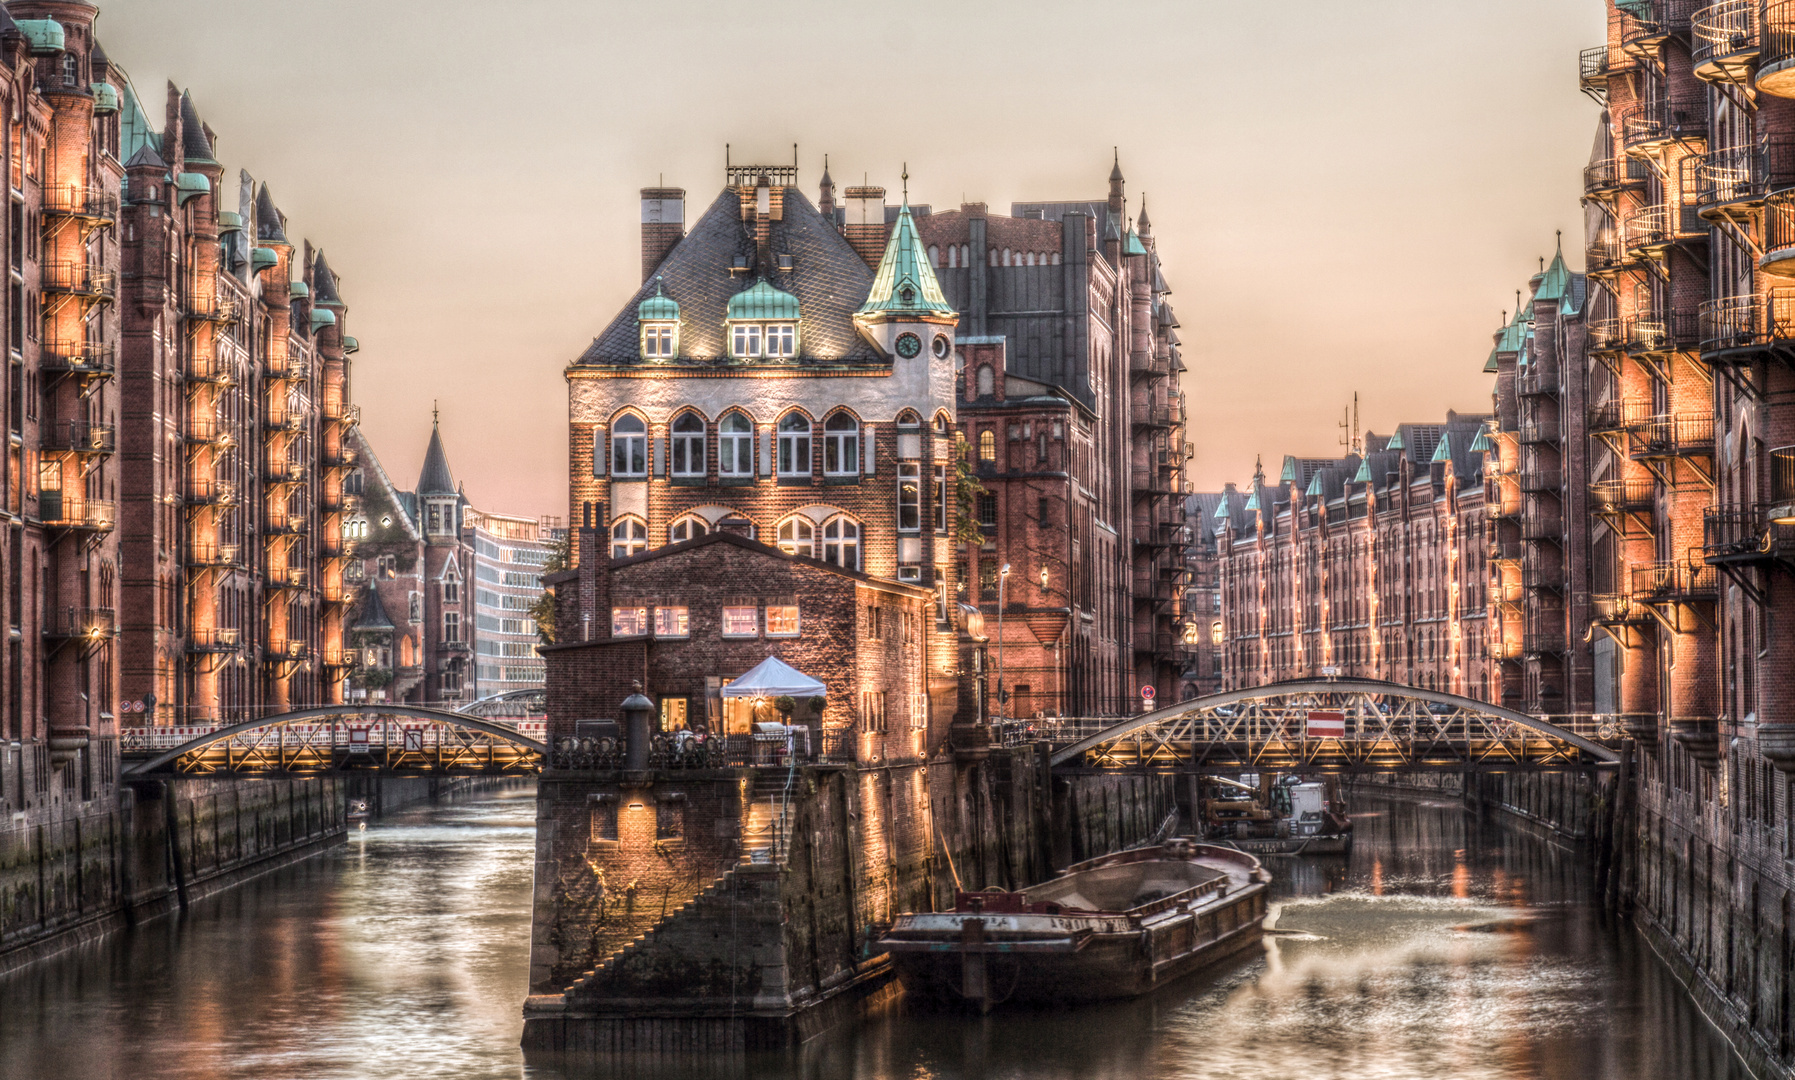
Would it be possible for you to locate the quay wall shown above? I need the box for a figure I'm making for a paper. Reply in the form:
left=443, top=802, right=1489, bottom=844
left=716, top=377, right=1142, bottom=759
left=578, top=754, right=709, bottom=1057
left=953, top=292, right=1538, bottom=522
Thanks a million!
left=522, top=748, right=1174, bottom=1055
left=0, top=775, right=346, bottom=976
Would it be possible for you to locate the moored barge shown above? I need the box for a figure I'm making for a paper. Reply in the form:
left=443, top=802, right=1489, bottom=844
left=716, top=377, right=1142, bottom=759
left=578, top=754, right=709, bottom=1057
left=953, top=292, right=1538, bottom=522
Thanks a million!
left=879, top=840, right=1270, bottom=1011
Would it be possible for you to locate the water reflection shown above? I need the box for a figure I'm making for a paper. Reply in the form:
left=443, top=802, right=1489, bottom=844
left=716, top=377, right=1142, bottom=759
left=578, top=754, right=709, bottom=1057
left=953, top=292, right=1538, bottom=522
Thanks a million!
left=0, top=789, right=1752, bottom=1080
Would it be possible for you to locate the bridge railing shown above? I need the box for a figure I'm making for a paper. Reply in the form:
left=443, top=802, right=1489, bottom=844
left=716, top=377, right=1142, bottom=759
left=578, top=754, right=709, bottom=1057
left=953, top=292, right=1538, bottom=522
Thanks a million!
left=121, top=717, right=548, bottom=753
left=1013, top=709, right=1638, bottom=752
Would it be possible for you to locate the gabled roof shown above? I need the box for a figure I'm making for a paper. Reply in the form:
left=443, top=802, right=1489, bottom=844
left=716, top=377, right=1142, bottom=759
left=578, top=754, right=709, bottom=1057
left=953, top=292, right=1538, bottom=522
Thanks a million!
left=856, top=198, right=955, bottom=320
left=638, top=278, right=679, bottom=321
left=417, top=423, right=456, bottom=496
left=578, top=187, right=880, bottom=365
left=120, top=79, right=161, bottom=164
left=1535, top=248, right=1571, bottom=304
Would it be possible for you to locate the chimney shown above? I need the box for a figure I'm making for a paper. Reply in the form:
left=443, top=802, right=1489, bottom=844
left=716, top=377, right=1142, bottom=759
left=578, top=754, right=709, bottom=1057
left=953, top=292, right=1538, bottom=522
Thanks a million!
left=572, top=501, right=609, bottom=644
left=843, top=185, right=887, bottom=267
left=641, top=187, right=685, bottom=282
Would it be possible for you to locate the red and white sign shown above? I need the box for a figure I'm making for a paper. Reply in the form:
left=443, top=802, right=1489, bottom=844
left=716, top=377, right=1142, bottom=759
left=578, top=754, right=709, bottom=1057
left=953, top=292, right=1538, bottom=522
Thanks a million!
left=348, top=727, right=371, bottom=753
left=1140, top=685, right=1156, bottom=702
left=1306, top=711, right=1346, bottom=738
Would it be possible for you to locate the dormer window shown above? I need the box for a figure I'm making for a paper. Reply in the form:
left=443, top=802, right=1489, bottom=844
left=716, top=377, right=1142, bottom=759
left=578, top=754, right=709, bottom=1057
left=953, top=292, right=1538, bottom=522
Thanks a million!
left=726, top=279, right=801, bottom=360
left=637, top=279, right=680, bottom=360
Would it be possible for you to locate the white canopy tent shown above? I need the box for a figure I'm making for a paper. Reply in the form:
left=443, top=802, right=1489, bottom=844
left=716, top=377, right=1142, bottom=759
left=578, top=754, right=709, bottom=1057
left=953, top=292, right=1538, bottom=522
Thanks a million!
left=720, top=656, right=827, bottom=699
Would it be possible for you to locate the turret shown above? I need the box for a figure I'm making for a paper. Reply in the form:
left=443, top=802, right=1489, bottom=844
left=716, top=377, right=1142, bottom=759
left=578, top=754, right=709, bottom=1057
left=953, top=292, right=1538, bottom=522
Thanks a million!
left=853, top=188, right=958, bottom=365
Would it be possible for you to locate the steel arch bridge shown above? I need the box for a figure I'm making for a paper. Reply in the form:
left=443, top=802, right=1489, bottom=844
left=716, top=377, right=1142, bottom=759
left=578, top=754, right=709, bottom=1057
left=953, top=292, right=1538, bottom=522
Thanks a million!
left=121, top=705, right=548, bottom=777
left=1041, top=679, right=1623, bottom=773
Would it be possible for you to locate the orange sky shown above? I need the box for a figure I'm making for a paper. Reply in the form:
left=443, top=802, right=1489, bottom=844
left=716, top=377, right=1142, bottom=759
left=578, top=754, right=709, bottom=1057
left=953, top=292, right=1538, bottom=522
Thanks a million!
left=97, top=0, right=1605, bottom=516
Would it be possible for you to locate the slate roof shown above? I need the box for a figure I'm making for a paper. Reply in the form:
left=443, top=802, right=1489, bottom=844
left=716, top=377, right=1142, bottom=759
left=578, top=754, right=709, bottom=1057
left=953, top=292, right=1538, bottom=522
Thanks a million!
left=354, top=585, right=396, bottom=631
left=417, top=423, right=456, bottom=496
left=179, top=90, right=215, bottom=164
left=858, top=200, right=954, bottom=318
left=577, top=187, right=881, bottom=365
left=256, top=183, right=286, bottom=244
left=313, top=250, right=343, bottom=306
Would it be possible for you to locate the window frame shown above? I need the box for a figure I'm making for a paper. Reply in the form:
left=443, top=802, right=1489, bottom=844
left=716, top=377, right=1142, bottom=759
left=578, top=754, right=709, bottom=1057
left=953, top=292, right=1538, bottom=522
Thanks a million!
left=721, top=605, right=759, bottom=638
left=640, top=321, right=677, bottom=359
left=610, top=516, right=647, bottom=558
left=654, top=606, right=690, bottom=638
left=730, top=322, right=762, bottom=358
left=719, top=411, right=754, bottom=477
left=897, top=463, right=922, bottom=533
left=611, top=414, right=648, bottom=478
left=670, top=412, right=706, bottom=477
left=765, top=605, right=800, bottom=637
left=822, top=413, right=859, bottom=476
left=822, top=515, right=860, bottom=570
left=777, top=413, right=812, bottom=477
left=611, top=604, right=649, bottom=637
left=668, top=515, right=708, bottom=544
left=777, top=515, right=815, bottom=558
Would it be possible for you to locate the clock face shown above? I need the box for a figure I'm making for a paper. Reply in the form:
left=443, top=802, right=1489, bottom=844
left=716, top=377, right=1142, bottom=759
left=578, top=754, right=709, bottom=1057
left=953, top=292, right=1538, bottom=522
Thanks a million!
left=895, top=332, right=922, bottom=359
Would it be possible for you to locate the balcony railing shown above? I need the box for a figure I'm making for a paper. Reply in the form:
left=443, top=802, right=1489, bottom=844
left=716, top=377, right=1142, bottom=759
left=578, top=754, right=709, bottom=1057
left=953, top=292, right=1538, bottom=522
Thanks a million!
left=1589, top=479, right=1656, bottom=514
left=267, top=356, right=310, bottom=382
left=42, top=420, right=116, bottom=455
left=1490, top=574, right=1524, bottom=605
left=1692, top=0, right=1760, bottom=77
left=42, top=262, right=116, bottom=299
left=323, top=444, right=359, bottom=468
left=1586, top=230, right=1629, bottom=274
left=1629, top=414, right=1716, bottom=458
left=1764, top=194, right=1795, bottom=268
left=264, top=412, right=307, bottom=433
left=41, top=341, right=115, bottom=377
left=1521, top=502, right=1562, bottom=541
left=45, top=607, right=116, bottom=641
left=1584, top=155, right=1651, bottom=196
left=1775, top=445, right=1795, bottom=504
left=1592, top=593, right=1651, bottom=624
left=1524, top=632, right=1567, bottom=656
left=185, top=358, right=236, bottom=386
left=1488, top=638, right=1523, bottom=662
left=1697, top=290, right=1795, bottom=357
left=185, top=293, right=242, bottom=324
left=1517, top=367, right=1559, bottom=397
left=1619, top=97, right=1707, bottom=153
left=1631, top=561, right=1720, bottom=601
left=40, top=496, right=115, bottom=532
left=1586, top=318, right=1624, bottom=352
left=187, top=628, right=243, bottom=654
left=1703, top=506, right=1795, bottom=563
left=186, top=479, right=238, bottom=506
left=188, top=542, right=244, bottom=568
left=42, top=185, right=118, bottom=222
left=185, top=420, right=235, bottom=447
left=1490, top=535, right=1524, bottom=562
left=265, top=462, right=308, bottom=485
left=1624, top=207, right=1673, bottom=254
left=1588, top=399, right=1651, bottom=432
left=1522, top=558, right=1565, bottom=590
left=1518, top=468, right=1563, bottom=493
left=268, top=566, right=309, bottom=590
left=1763, top=0, right=1795, bottom=86
left=1519, top=418, right=1560, bottom=444
left=266, top=516, right=309, bottom=536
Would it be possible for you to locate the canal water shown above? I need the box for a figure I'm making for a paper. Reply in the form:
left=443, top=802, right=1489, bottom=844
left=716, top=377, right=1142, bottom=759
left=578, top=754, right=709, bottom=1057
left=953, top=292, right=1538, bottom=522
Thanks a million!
left=0, top=786, right=1752, bottom=1080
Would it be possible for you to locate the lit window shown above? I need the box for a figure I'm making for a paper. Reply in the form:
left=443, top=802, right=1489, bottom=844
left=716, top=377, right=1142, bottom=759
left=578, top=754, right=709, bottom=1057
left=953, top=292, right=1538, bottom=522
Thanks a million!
left=610, top=517, right=647, bottom=558
left=669, top=515, right=708, bottom=543
left=978, top=429, right=996, bottom=460
left=778, top=516, right=815, bottom=558
left=731, top=323, right=762, bottom=358
left=766, top=606, right=800, bottom=636
left=898, top=463, right=921, bottom=533
left=822, top=516, right=860, bottom=570
left=655, top=606, right=690, bottom=637
left=719, top=412, right=754, bottom=476
left=778, top=414, right=811, bottom=476
left=823, top=413, right=859, bottom=475
left=765, top=323, right=796, bottom=357
left=641, top=322, right=677, bottom=358
left=611, top=605, right=648, bottom=636
left=611, top=414, right=647, bottom=477
left=671, top=412, right=705, bottom=476
left=721, top=606, right=758, bottom=637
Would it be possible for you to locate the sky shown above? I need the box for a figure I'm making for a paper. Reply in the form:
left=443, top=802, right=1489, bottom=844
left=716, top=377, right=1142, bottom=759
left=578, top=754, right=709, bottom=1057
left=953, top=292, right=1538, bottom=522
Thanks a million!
left=96, top=0, right=1607, bottom=516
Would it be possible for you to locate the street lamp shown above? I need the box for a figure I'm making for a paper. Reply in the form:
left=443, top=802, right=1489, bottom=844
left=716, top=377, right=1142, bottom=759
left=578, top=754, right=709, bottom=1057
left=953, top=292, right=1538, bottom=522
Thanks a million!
left=996, top=563, right=1011, bottom=723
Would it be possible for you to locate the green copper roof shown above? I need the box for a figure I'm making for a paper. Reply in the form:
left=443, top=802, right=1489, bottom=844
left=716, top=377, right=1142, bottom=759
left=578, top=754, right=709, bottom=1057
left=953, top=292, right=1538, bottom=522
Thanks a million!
left=727, top=278, right=800, bottom=321
left=343, top=336, right=360, bottom=354
left=1431, top=433, right=1455, bottom=464
left=1306, top=471, right=1328, bottom=496
left=91, top=83, right=118, bottom=114
left=174, top=172, right=210, bottom=204
left=311, top=308, right=337, bottom=330
left=1484, top=349, right=1500, bottom=374
left=1278, top=455, right=1298, bottom=484
left=251, top=247, right=278, bottom=272
left=1495, top=307, right=1530, bottom=354
left=1124, top=231, right=1148, bottom=257
left=1214, top=495, right=1232, bottom=519
left=1244, top=489, right=1261, bottom=512
left=1616, top=0, right=1653, bottom=15
left=290, top=281, right=310, bottom=299
left=1353, top=459, right=1372, bottom=483
left=1535, top=250, right=1571, bottom=303
left=856, top=200, right=955, bottom=319
left=1386, top=431, right=1405, bottom=451
left=638, top=279, right=680, bottom=321
left=216, top=211, right=243, bottom=233
left=119, top=80, right=160, bottom=162
left=16, top=20, right=65, bottom=54
left=1470, top=430, right=1495, bottom=453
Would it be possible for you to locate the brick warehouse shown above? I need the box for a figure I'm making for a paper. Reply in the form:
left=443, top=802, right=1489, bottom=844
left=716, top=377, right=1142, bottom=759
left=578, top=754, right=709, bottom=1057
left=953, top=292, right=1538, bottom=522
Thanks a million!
left=526, top=154, right=1189, bottom=1049
left=0, top=1, right=376, bottom=965
left=1212, top=415, right=1493, bottom=698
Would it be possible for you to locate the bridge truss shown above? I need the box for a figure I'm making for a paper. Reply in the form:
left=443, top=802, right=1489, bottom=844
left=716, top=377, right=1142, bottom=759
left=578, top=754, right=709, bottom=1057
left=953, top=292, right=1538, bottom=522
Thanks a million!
left=1042, top=679, right=1623, bottom=773
left=121, top=705, right=548, bottom=777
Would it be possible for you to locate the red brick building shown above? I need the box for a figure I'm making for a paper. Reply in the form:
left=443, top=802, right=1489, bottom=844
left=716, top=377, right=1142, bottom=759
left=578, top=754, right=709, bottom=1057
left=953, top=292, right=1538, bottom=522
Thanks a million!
left=1215, top=416, right=1492, bottom=698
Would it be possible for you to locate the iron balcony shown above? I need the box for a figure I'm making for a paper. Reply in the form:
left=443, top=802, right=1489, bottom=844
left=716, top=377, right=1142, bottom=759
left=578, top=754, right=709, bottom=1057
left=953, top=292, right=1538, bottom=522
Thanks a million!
left=264, top=462, right=309, bottom=486
left=1703, top=506, right=1795, bottom=564
left=44, top=607, right=116, bottom=641
left=188, top=543, right=245, bottom=569
left=1516, top=367, right=1560, bottom=397
left=1591, top=593, right=1650, bottom=625
left=1628, top=414, right=1717, bottom=460
left=267, top=566, right=310, bottom=590
left=41, top=341, right=115, bottom=378
left=1761, top=0, right=1795, bottom=97
left=185, top=420, right=235, bottom=447
left=41, top=497, right=115, bottom=533
left=1697, top=291, right=1795, bottom=361
left=1586, top=318, right=1625, bottom=353
left=1518, top=418, right=1560, bottom=445
left=267, top=356, right=310, bottom=382
left=1584, top=155, right=1650, bottom=198
left=42, top=419, right=116, bottom=456
left=1619, top=96, right=1708, bottom=156
left=42, top=262, right=117, bottom=300
left=1523, top=632, right=1568, bottom=656
left=1631, top=561, right=1720, bottom=602
left=185, top=293, right=242, bottom=324
left=186, top=479, right=239, bottom=506
left=41, top=185, right=119, bottom=223
left=187, top=628, right=244, bottom=654
left=1518, top=468, right=1563, bottom=494
left=1692, top=0, right=1760, bottom=83
left=1589, top=479, right=1656, bottom=514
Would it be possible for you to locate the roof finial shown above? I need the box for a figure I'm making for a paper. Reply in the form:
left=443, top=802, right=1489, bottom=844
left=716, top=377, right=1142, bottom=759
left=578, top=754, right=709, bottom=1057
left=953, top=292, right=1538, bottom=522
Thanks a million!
left=433, top=400, right=439, bottom=427
left=1556, top=228, right=1563, bottom=252
left=902, top=163, right=909, bottom=203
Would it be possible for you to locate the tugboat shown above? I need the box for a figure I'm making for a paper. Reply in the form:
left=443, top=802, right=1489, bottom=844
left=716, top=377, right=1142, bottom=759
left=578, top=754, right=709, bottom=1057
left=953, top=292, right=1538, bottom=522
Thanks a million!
left=879, top=840, right=1269, bottom=1011
left=1198, top=776, right=1354, bottom=856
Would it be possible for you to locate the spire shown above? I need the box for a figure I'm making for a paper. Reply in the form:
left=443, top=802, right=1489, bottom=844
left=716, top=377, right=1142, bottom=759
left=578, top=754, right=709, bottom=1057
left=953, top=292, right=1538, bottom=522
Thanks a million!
left=855, top=193, right=955, bottom=321
left=417, top=415, right=456, bottom=496
left=1110, top=147, right=1124, bottom=183
left=353, top=584, right=396, bottom=631
left=1136, top=195, right=1151, bottom=237
left=818, top=153, right=835, bottom=215
left=255, top=183, right=287, bottom=244
left=179, top=90, right=215, bottom=164
left=312, top=249, right=344, bottom=307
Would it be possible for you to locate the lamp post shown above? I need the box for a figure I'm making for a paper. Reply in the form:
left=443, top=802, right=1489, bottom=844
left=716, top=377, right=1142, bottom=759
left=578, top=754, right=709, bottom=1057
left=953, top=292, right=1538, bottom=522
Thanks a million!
left=996, top=563, right=1011, bottom=723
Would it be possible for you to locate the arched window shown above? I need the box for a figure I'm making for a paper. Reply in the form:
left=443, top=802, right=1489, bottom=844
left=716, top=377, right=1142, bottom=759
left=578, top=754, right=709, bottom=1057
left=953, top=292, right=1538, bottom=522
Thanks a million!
left=976, top=365, right=995, bottom=397
left=719, top=411, right=754, bottom=476
left=1002, top=248, right=1012, bottom=266
left=611, top=517, right=647, bottom=558
left=671, top=412, right=706, bottom=477
left=777, top=413, right=811, bottom=476
left=669, top=515, right=708, bottom=543
left=62, top=54, right=78, bottom=87
left=988, top=248, right=998, bottom=267
left=777, top=516, right=815, bottom=558
left=928, top=245, right=940, bottom=267
left=978, top=430, right=996, bottom=461
left=947, top=245, right=958, bottom=269
left=822, top=516, right=860, bottom=570
left=611, top=414, right=647, bottom=477
left=961, top=244, right=971, bottom=266
left=823, top=413, right=859, bottom=476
